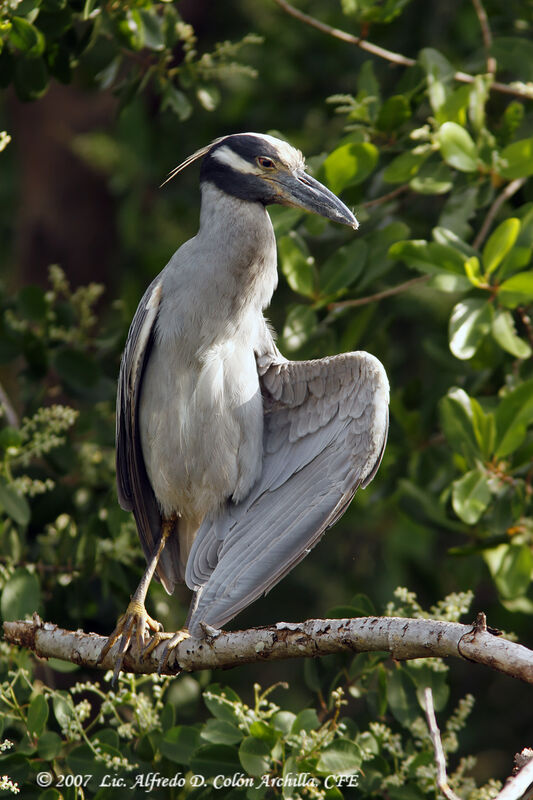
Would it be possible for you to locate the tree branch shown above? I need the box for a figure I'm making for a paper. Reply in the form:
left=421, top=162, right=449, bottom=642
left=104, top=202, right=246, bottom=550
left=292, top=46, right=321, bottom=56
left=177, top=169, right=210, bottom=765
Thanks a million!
left=4, top=614, right=533, bottom=683
left=425, top=687, right=533, bottom=800
left=272, top=0, right=533, bottom=101
left=328, top=275, right=430, bottom=311
left=424, top=688, right=463, bottom=800
left=471, top=0, right=496, bottom=74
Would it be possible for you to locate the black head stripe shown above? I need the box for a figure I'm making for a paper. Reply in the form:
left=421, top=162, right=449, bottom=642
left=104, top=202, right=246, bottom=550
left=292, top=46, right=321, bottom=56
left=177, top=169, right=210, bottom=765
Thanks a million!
left=200, top=134, right=281, bottom=203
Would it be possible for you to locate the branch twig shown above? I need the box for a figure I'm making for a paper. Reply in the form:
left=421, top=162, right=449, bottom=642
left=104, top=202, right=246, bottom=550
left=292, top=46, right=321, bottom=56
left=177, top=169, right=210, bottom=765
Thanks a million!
left=4, top=614, right=533, bottom=682
left=498, top=758, right=533, bottom=800
left=360, top=184, right=410, bottom=209
left=472, top=178, right=526, bottom=250
left=425, top=687, right=533, bottom=800
left=471, top=0, right=496, bottom=74
left=272, top=0, right=533, bottom=101
left=328, top=275, right=430, bottom=311
left=424, top=687, right=462, bottom=800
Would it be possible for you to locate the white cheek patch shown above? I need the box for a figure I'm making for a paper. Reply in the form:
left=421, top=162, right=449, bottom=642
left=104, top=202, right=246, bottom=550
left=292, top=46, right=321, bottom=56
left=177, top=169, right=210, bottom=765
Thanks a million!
left=211, top=146, right=262, bottom=175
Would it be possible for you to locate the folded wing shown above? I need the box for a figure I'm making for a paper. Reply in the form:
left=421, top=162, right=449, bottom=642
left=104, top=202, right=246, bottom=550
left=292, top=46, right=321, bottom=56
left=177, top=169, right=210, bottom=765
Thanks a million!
left=185, top=351, right=389, bottom=636
left=116, top=277, right=178, bottom=592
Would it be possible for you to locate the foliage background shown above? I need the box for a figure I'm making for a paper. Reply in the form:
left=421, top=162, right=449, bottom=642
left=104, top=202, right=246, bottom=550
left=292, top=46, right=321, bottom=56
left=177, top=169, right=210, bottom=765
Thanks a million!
left=0, top=0, right=533, bottom=797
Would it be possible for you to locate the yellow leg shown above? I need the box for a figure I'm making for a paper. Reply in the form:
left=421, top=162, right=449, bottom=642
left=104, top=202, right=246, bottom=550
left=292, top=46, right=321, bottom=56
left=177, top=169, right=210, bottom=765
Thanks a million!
left=98, top=517, right=175, bottom=683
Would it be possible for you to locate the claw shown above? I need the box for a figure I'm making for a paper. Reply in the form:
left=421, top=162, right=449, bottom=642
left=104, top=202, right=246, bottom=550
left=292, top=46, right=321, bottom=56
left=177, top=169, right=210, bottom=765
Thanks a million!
left=157, top=629, right=190, bottom=674
left=98, top=599, right=163, bottom=685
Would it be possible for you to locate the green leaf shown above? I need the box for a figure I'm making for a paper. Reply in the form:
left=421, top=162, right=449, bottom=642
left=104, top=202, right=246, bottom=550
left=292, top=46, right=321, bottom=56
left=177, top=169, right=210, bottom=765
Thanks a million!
left=376, top=95, right=410, bottom=132
left=27, top=695, right=49, bottom=738
left=464, top=256, right=484, bottom=287
left=201, top=719, right=243, bottom=745
left=410, top=161, right=453, bottom=195
left=268, top=206, right=304, bottom=237
left=437, top=122, right=478, bottom=172
left=488, top=544, right=533, bottom=600
left=161, top=84, right=192, bottom=121
left=190, top=744, right=241, bottom=778
left=291, top=708, right=319, bottom=733
left=37, top=731, right=62, bottom=760
left=492, top=310, right=532, bottom=358
left=494, top=379, right=533, bottom=458
left=138, top=8, right=165, bottom=50
left=452, top=468, right=491, bottom=524
left=239, top=737, right=271, bottom=777
left=0, top=477, right=30, bottom=526
left=203, top=684, right=242, bottom=725
left=9, top=17, right=45, bottom=56
left=389, top=240, right=466, bottom=277
left=498, top=271, right=533, bottom=308
left=278, top=234, right=316, bottom=298
left=271, top=711, right=296, bottom=734
left=483, top=218, right=521, bottom=275
left=383, top=150, right=429, bottom=184
left=440, top=387, right=482, bottom=466
left=249, top=720, right=280, bottom=744
left=160, top=725, right=200, bottom=764
left=470, top=398, right=495, bottom=459
left=387, top=667, right=419, bottom=727
left=419, top=48, right=455, bottom=112
left=316, top=739, right=362, bottom=776
left=448, top=298, right=492, bottom=360
left=53, top=692, right=75, bottom=731
left=319, top=239, right=367, bottom=295
left=322, top=142, right=378, bottom=193
left=282, top=305, right=317, bottom=351
left=1, top=568, right=40, bottom=621
left=499, top=138, right=533, bottom=180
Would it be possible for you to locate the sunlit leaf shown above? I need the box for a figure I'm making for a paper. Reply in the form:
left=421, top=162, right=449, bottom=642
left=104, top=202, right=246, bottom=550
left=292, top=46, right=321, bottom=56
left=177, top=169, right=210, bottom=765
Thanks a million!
left=492, top=310, right=531, bottom=358
left=278, top=234, right=316, bottom=298
left=482, top=218, right=520, bottom=275
left=322, top=142, right=378, bottom=193
left=448, top=298, right=492, bottom=359
left=452, top=468, right=491, bottom=524
left=437, top=122, right=478, bottom=172
left=282, top=305, right=317, bottom=351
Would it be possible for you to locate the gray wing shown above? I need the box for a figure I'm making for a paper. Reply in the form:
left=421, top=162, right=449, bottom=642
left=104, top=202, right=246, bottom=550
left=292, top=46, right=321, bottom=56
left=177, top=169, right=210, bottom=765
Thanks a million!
left=185, top=350, right=389, bottom=636
left=116, top=277, right=177, bottom=592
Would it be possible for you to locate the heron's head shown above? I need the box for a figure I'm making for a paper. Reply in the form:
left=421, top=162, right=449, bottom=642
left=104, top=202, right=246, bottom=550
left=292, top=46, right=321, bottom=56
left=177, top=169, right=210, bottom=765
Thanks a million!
left=164, top=133, right=358, bottom=230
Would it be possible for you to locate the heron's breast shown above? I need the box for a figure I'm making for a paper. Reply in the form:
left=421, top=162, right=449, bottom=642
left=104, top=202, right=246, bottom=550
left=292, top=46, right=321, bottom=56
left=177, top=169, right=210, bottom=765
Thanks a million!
left=139, top=339, right=264, bottom=518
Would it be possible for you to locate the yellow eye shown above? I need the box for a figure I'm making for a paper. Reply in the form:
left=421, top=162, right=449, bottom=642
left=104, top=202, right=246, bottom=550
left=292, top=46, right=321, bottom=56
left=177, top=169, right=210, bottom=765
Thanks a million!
left=257, top=156, right=275, bottom=170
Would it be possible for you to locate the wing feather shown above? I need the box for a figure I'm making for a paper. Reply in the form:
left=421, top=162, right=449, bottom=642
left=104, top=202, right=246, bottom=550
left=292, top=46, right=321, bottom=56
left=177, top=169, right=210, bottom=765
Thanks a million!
left=116, top=277, right=178, bottom=592
left=185, top=351, right=389, bottom=636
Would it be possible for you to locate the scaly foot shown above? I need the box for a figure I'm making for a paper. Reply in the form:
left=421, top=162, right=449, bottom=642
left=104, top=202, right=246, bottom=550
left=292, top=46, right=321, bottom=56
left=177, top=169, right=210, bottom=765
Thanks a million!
left=141, top=628, right=190, bottom=674
left=98, top=599, right=163, bottom=684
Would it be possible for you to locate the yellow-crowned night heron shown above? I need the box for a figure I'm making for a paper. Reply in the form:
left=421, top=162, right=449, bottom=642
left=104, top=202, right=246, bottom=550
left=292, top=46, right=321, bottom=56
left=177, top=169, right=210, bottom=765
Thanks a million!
left=100, top=133, right=389, bottom=676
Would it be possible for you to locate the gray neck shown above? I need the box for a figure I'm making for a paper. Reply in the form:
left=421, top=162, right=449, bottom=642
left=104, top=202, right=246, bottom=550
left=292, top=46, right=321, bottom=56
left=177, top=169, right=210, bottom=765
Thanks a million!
left=196, top=182, right=278, bottom=311
left=158, top=183, right=278, bottom=352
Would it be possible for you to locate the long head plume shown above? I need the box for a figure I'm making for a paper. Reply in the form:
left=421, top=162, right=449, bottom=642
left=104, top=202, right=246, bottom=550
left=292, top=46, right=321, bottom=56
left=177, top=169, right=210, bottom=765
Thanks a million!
left=160, top=136, right=226, bottom=187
